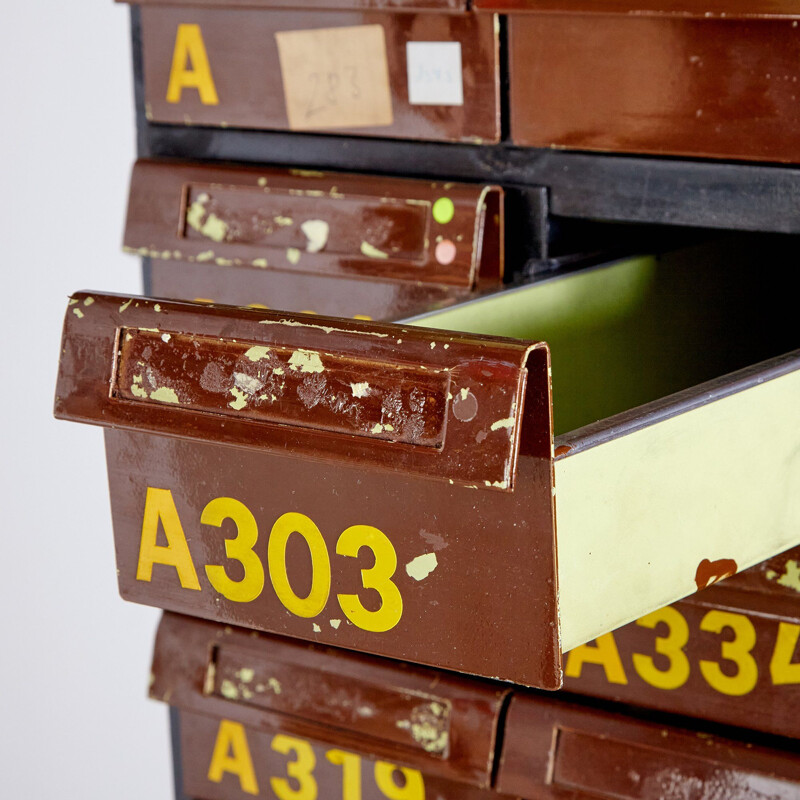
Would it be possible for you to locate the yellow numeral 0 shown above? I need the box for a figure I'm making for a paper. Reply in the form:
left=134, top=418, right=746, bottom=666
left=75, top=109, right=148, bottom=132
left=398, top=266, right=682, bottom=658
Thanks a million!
left=268, top=512, right=331, bottom=618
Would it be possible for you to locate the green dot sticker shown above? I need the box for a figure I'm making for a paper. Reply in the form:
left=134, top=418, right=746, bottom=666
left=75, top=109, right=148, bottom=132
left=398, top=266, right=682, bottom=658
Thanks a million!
left=432, top=197, right=455, bottom=225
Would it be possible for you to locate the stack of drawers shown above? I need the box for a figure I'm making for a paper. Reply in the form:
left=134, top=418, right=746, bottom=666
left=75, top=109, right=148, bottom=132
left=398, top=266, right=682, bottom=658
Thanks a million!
left=56, top=2, right=800, bottom=798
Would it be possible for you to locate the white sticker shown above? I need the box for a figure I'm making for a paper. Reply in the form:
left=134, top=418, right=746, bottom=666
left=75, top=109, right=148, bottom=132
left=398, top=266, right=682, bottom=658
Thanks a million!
left=406, top=41, right=464, bottom=107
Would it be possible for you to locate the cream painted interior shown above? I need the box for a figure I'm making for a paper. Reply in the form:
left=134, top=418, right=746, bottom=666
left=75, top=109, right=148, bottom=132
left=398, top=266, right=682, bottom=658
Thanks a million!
left=407, top=237, right=800, bottom=651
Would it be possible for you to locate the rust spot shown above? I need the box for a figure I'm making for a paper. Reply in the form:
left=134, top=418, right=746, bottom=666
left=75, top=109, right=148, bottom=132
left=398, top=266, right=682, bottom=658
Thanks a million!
left=695, top=558, right=738, bottom=590
left=554, top=444, right=573, bottom=458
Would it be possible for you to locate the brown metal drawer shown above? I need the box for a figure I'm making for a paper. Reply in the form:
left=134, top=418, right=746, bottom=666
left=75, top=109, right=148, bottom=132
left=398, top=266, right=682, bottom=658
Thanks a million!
left=152, top=612, right=509, bottom=795
left=496, top=692, right=800, bottom=800
left=561, top=543, right=800, bottom=741
left=53, top=243, right=800, bottom=689
left=118, top=0, right=499, bottom=143
left=125, top=159, right=503, bottom=320
left=502, top=9, right=800, bottom=163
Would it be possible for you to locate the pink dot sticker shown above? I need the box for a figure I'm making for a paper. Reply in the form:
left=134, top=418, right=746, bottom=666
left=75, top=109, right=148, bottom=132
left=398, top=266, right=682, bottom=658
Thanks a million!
left=435, top=239, right=457, bottom=265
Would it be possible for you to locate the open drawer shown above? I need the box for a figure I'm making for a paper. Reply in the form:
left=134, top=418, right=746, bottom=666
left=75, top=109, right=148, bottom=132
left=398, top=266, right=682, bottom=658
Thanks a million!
left=118, top=0, right=499, bottom=143
left=125, top=159, right=503, bottom=320
left=54, top=242, right=800, bottom=689
left=562, top=543, right=800, bottom=740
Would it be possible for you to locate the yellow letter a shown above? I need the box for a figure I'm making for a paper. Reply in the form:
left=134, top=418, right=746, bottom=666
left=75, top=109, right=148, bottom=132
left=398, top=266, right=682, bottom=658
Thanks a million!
left=564, top=632, right=628, bottom=685
left=136, top=487, right=201, bottom=590
left=208, top=720, right=260, bottom=795
left=166, top=24, right=219, bottom=105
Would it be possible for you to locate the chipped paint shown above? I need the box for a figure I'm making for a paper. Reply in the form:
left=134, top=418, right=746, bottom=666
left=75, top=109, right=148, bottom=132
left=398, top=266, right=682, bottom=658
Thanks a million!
left=357, top=705, right=375, bottom=718
left=406, top=553, right=438, bottom=581
left=234, top=372, right=265, bottom=395
left=273, top=367, right=285, bottom=375
left=236, top=668, right=255, bottom=683
left=244, top=345, right=271, bottom=362
left=229, top=386, right=248, bottom=410
left=490, top=417, right=515, bottom=431
left=350, top=382, right=370, bottom=398
left=150, top=387, right=180, bottom=404
left=313, top=623, right=321, bottom=633
left=83, top=297, right=94, bottom=307
left=484, top=480, right=509, bottom=490
left=301, top=219, right=330, bottom=253
left=220, top=679, right=239, bottom=700
left=396, top=703, right=449, bottom=755
left=153, top=303, right=161, bottom=312
left=119, top=298, right=133, bottom=313
left=196, top=250, right=215, bottom=262
left=131, top=376, right=148, bottom=399
left=371, top=423, right=386, bottom=434
left=72, top=308, right=84, bottom=319
left=161, top=333, right=171, bottom=343
left=267, top=677, right=282, bottom=695
left=329, top=619, right=341, bottom=629
left=257, top=177, right=268, bottom=187
left=288, top=349, right=324, bottom=373
left=361, top=241, right=389, bottom=259
left=286, top=247, right=301, bottom=265
left=274, top=216, right=293, bottom=227
left=771, top=559, right=800, bottom=592
left=290, top=168, right=326, bottom=178
left=252, top=258, right=268, bottom=268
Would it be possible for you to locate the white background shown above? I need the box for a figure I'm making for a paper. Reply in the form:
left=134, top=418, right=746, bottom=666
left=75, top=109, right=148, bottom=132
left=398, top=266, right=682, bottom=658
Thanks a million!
left=0, top=3, right=171, bottom=797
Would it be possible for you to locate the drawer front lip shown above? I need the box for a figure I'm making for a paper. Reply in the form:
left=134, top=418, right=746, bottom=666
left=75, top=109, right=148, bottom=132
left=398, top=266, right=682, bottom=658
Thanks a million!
left=508, top=14, right=800, bottom=164
left=137, top=7, right=500, bottom=144
left=475, top=1, right=800, bottom=19
left=496, top=694, right=800, bottom=799
left=125, top=0, right=470, bottom=10
left=124, top=159, right=505, bottom=291
left=152, top=613, right=511, bottom=788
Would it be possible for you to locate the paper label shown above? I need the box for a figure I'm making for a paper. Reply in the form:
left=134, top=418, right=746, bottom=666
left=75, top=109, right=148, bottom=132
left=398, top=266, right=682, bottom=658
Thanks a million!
left=275, top=25, right=394, bottom=130
left=406, top=41, right=464, bottom=106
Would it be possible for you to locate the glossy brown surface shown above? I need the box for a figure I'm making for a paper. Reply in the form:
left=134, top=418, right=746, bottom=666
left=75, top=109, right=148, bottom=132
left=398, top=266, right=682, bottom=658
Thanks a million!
left=128, top=0, right=468, bottom=9
left=508, top=14, right=800, bottom=162
left=153, top=613, right=510, bottom=787
left=55, top=292, right=558, bottom=688
left=128, top=158, right=503, bottom=319
left=562, top=545, right=800, bottom=740
left=137, top=6, right=499, bottom=143
left=478, top=0, right=800, bottom=18
left=497, top=693, right=800, bottom=799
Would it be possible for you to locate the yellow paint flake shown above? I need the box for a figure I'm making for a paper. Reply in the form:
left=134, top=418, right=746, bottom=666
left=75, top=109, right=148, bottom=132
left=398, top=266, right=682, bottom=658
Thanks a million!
left=371, top=423, right=385, bottom=434
left=460, top=388, right=469, bottom=400
left=301, top=219, right=330, bottom=253
left=286, top=247, right=301, bottom=265
left=252, top=258, right=269, bottom=268
left=151, top=387, right=180, bottom=404
left=257, top=177, right=268, bottom=187
left=290, top=168, right=325, bottom=178
left=138, top=327, right=159, bottom=333
left=288, top=349, right=324, bottom=373
left=350, top=382, right=370, bottom=398
left=361, top=241, right=389, bottom=259
left=154, top=304, right=161, bottom=312
left=186, top=199, right=207, bottom=231
left=161, top=333, right=171, bottom=343
left=491, top=417, right=515, bottom=431
left=220, top=679, right=239, bottom=700
left=236, top=668, right=255, bottom=683
left=329, top=619, right=341, bottom=629
left=484, top=480, right=509, bottom=490
left=196, top=250, right=215, bottom=262
left=229, top=386, right=248, bottom=410
left=131, top=376, right=148, bottom=399
left=268, top=678, right=282, bottom=695
left=313, top=623, right=321, bottom=633
left=405, top=553, right=438, bottom=581
left=83, top=297, right=94, bottom=307
left=72, top=308, right=84, bottom=318
left=68, top=299, right=78, bottom=306
left=273, top=367, right=285, bottom=375
left=244, top=345, right=271, bottom=362
left=774, top=560, right=800, bottom=592
left=274, top=216, right=293, bottom=227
